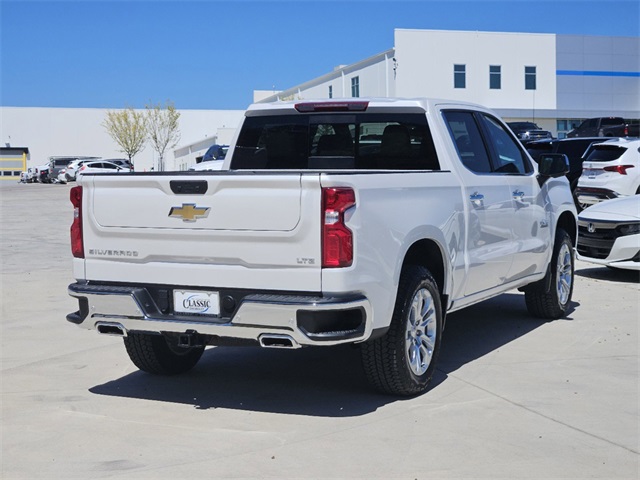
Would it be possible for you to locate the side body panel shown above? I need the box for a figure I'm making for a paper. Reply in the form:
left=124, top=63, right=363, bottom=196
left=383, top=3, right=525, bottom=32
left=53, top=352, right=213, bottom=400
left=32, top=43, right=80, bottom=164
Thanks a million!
left=320, top=171, right=464, bottom=331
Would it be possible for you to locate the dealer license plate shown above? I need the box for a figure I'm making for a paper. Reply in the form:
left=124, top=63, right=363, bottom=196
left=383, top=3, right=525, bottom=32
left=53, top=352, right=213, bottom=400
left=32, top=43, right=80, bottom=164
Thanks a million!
left=173, top=290, right=220, bottom=316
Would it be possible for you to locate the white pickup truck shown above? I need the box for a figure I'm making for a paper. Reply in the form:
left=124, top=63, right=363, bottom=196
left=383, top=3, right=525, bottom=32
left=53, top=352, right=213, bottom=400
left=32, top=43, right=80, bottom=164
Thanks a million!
left=67, top=98, right=577, bottom=396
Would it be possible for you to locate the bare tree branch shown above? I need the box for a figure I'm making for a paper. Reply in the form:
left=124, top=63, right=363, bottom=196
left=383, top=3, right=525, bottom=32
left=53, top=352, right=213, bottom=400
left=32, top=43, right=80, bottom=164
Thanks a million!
left=146, top=100, right=181, bottom=172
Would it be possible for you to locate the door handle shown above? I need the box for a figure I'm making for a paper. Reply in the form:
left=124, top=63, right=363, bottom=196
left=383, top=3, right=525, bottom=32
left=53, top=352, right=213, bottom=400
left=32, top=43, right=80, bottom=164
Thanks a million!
left=512, top=190, right=525, bottom=200
left=470, top=192, right=484, bottom=208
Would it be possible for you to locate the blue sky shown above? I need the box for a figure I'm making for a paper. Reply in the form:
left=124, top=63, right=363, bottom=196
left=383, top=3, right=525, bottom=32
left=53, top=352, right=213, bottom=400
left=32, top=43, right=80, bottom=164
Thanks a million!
left=1, top=0, right=638, bottom=110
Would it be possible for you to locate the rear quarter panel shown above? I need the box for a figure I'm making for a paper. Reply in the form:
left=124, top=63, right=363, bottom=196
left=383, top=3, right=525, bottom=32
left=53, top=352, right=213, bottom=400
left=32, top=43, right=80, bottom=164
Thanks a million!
left=320, top=171, right=465, bottom=331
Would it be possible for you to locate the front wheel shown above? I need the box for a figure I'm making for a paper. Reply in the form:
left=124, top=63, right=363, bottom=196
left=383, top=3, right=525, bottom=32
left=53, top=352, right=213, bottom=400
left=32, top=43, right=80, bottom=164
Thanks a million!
left=525, top=228, right=574, bottom=319
left=123, top=332, right=205, bottom=375
left=361, top=265, right=443, bottom=396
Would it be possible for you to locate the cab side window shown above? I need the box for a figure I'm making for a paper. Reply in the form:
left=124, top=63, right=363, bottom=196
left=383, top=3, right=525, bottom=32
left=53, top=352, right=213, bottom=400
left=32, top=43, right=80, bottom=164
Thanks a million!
left=443, top=111, right=492, bottom=173
left=479, top=114, right=531, bottom=174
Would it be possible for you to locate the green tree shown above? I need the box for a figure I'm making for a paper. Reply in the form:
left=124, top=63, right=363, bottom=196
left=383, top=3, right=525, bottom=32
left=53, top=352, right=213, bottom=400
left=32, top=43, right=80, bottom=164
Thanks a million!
left=102, top=108, right=147, bottom=169
left=146, top=100, right=181, bottom=172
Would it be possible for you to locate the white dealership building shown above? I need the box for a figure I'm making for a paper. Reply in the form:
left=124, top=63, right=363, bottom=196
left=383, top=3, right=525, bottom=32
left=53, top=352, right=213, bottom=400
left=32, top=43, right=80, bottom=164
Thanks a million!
left=1, top=29, right=638, bottom=179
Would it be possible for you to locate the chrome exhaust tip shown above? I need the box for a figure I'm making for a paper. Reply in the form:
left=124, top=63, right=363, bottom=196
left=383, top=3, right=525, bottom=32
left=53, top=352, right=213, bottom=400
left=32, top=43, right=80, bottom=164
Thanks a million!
left=258, top=334, right=300, bottom=349
left=96, top=322, right=127, bottom=337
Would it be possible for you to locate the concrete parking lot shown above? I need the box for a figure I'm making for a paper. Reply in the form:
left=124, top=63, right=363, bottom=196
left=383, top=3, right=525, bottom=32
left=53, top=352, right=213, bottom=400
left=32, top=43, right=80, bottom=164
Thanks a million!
left=1, top=181, right=638, bottom=479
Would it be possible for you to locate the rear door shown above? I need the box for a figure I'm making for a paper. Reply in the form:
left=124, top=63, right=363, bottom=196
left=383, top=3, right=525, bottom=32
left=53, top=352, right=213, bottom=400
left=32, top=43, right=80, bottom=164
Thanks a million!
left=82, top=173, right=323, bottom=292
left=443, top=110, right=515, bottom=295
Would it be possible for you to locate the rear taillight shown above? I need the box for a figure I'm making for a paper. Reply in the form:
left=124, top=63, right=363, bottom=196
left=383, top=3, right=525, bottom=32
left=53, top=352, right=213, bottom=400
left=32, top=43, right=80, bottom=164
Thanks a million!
left=70, top=186, right=84, bottom=258
left=603, top=164, right=634, bottom=175
left=322, top=187, right=355, bottom=268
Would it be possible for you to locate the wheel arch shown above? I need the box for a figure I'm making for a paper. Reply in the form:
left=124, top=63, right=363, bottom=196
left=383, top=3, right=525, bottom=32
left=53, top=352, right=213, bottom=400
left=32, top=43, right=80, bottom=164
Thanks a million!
left=401, top=238, right=448, bottom=313
left=556, top=210, right=577, bottom=246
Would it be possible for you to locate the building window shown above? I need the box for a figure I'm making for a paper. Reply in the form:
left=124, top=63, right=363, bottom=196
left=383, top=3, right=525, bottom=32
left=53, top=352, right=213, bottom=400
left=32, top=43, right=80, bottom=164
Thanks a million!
left=351, top=77, right=360, bottom=97
left=525, top=66, right=537, bottom=90
left=328, top=85, right=333, bottom=99
left=454, top=64, right=466, bottom=89
left=556, top=119, right=583, bottom=139
left=490, top=65, right=501, bottom=89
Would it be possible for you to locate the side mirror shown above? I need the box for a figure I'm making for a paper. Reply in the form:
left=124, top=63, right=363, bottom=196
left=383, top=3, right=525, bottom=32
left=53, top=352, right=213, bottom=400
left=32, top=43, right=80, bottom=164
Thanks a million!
left=537, top=153, right=569, bottom=185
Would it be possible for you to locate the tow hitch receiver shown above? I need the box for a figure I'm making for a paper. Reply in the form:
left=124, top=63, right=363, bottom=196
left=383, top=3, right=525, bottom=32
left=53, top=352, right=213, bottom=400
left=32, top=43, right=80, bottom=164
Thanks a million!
left=178, top=331, right=204, bottom=348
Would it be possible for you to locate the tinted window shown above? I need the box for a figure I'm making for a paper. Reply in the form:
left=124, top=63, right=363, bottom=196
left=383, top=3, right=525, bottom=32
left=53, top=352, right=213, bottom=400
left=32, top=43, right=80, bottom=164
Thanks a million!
left=443, top=111, right=492, bottom=173
left=526, top=142, right=554, bottom=161
left=601, top=118, right=623, bottom=126
left=509, top=122, right=539, bottom=131
left=584, top=145, right=626, bottom=162
left=525, top=66, right=536, bottom=90
left=480, top=114, right=531, bottom=174
left=231, top=113, right=439, bottom=171
left=490, top=65, right=501, bottom=89
left=555, top=140, right=596, bottom=160
left=454, top=64, right=466, bottom=89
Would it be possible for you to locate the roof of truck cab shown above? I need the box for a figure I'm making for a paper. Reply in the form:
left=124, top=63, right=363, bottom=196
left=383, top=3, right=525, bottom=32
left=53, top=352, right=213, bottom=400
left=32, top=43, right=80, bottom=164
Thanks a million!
left=245, top=97, right=488, bottom=115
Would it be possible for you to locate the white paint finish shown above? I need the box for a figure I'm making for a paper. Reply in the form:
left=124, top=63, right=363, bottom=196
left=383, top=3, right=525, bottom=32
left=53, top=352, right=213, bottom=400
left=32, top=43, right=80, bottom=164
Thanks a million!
left=75, top=98, right=573, bottom=335
left=394, top=29, right=557, bottom=110
left=91, top=174, right=304, bottom=231
left=257, top=50, right=395, bottom=103
left=81, top=173, right=324, bottom=292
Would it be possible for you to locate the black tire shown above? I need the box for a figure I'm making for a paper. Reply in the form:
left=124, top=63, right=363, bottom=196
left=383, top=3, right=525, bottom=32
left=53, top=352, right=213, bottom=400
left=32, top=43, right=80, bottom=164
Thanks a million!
left=123, top=332, right=204, bottom=375
left=525, top=228, right=574, bottom=319
left=361, top=265, right=443, bottom=396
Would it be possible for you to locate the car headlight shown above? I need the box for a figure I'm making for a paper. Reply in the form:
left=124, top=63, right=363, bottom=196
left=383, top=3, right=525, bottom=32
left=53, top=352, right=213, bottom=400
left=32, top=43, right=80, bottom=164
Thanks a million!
left=619, top=223, right=640, bottom=236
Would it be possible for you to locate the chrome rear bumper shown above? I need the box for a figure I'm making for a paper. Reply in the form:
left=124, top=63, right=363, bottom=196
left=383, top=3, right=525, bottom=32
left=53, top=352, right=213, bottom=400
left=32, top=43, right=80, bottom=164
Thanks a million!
left=67, top=282, right=372, bottom=346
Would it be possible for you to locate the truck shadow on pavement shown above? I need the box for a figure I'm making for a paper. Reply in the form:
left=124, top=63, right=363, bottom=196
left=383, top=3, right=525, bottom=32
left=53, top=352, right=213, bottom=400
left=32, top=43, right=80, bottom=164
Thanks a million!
left=90, top=293, right=575, bottom=417
left=575, top=266, right=639, bottom=284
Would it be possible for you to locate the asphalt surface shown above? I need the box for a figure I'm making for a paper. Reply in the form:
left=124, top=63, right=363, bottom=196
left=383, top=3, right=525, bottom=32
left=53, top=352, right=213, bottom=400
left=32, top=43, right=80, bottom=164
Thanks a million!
left=1, top=180, right=638, bottom=480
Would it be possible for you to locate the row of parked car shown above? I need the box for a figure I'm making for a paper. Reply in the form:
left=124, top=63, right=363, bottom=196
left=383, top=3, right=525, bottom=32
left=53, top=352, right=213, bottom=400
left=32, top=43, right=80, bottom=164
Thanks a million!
left=509, top=123, right=639, bottom=273
left=20, top=157, right=132, bottom=184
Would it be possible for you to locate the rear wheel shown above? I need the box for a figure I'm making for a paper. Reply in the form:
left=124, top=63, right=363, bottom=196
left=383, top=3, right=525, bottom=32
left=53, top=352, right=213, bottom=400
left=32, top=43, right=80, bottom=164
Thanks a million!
left=525, top=228, right=574, bottom=319
left=123, top=332, right=204, bottom=375
left=361, top=265, right=443, bottom=396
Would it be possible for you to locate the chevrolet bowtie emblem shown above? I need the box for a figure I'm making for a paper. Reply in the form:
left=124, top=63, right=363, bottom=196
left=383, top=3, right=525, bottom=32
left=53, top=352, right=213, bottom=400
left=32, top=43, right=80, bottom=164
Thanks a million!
left=169, top=204, right=211, bottom=222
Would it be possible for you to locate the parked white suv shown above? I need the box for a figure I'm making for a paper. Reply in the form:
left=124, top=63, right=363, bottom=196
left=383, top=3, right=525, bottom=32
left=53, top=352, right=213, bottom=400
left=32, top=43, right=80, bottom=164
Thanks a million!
left=64, top=158, right=101, bottom=182
left=77, top=160, right=132, bottom=176
left=576, top=138, right=640, bottom=208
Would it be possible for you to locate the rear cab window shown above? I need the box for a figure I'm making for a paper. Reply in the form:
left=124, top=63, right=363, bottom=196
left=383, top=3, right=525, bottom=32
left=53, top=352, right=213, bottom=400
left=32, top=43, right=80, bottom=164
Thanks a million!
left=230, top=112, right=440, bottom=171
left=584, top=145, right=627, bottom=162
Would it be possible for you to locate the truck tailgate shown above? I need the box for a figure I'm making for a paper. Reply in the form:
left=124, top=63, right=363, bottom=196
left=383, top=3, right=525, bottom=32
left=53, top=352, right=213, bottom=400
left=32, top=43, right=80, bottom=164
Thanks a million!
left=80, top=173, right=323, bottom=292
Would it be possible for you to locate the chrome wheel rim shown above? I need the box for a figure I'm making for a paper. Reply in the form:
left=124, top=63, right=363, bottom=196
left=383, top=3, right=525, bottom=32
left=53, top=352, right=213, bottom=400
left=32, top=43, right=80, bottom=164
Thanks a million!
left=556, top=243, right=573, bottom=306
left=405, top=288, right=437, bottom=376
